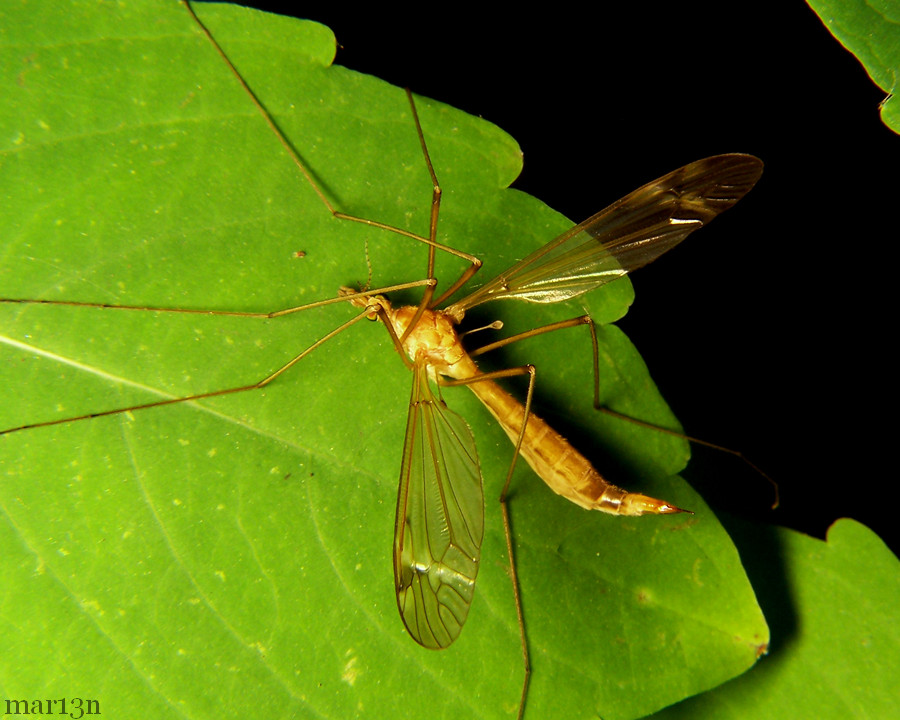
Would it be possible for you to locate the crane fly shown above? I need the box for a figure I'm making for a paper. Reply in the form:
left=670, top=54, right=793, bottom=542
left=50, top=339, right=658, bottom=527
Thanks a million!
left=0, top=2, right=766, bottom=718
left=340, top=153, right=762, bottom=698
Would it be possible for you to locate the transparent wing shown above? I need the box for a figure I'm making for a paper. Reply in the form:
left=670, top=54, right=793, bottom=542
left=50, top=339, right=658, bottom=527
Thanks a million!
left=394, top=360, right=484, bottom=648
left=446, top=154, right=763, bottom=316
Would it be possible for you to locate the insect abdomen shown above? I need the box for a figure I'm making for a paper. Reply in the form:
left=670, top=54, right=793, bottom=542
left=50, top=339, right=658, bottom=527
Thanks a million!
left=467, top=379, right=685, bottom=516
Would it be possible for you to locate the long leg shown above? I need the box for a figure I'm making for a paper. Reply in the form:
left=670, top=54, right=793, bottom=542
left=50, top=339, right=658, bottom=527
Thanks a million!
left=471, top=314, right=777, bottom=506
left=470, top=314, right=602, bottom=408
left=441, top=364, right=539, bottom=720
left=184, top=1, right=481, bottom=319
left=596, top=407, right=779, bottom=508
left=0, top=280, right=433, bottom=317
left=0, top=302, right=387, bottom=437
left=0, top=278, right=437, bottom=437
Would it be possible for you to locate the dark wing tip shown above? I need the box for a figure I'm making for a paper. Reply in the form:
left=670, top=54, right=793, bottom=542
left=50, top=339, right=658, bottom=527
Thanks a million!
left=671, top=154, right=764, bottom=223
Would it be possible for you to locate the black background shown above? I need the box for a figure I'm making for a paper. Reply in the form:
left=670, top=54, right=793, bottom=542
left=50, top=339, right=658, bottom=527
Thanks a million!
left=220, top=2, right=898, bottom=554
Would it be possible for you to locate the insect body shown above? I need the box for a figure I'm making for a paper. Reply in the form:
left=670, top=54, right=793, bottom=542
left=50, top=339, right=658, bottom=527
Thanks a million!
left=362, top=292, right=686, bottom=515
left=343, top=153, right=762, bottom=662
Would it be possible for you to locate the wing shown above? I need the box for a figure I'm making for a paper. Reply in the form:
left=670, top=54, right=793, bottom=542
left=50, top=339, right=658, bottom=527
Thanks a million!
left=394, top=360, right=484, bottom=648
left=445, top=154, right=763, bottom=317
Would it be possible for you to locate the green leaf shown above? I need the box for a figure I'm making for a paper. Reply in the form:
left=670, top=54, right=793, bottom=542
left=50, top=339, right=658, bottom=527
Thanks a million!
left=805, top=0, right=900, bottom=134
left=650, top=519, right=900, bottom=719
left=0, top=2, right=766, bottom=719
